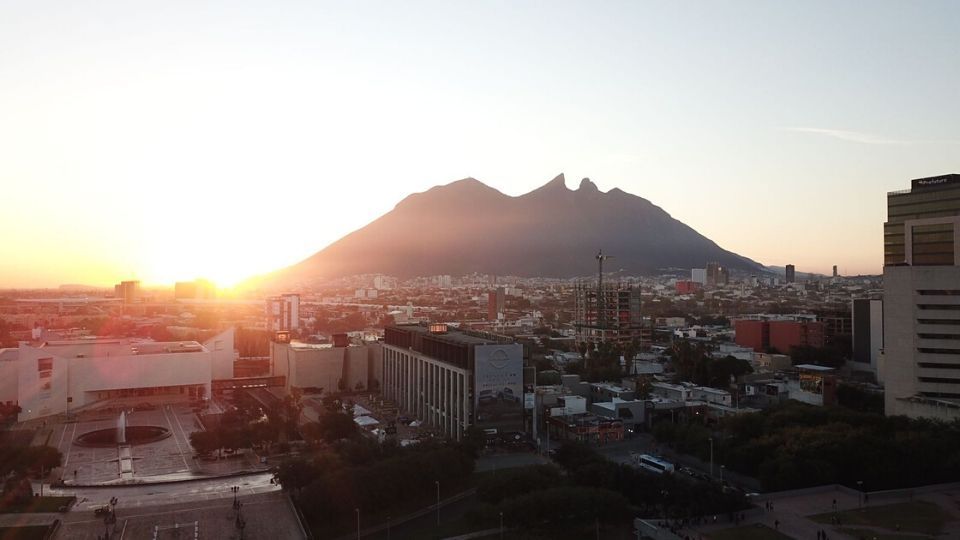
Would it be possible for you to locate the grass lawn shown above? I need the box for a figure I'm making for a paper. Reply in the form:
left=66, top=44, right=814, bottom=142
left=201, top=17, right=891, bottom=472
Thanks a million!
left=0, top=525, right=52, bottom=540
left=709, top=523, right=793, bottom=540
left=809, top=501, right=952, bottom=536
left=836, top=527, right=931, bottom=540
left=0, top=496, right=74, bottom=513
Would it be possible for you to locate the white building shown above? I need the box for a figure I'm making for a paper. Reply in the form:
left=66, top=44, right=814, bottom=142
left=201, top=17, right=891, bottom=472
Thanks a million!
left=266, top=294, right=300, bottom=332
left=691, top=269, right=707, bottom=286
left=0, top=328, right=235, bottom=422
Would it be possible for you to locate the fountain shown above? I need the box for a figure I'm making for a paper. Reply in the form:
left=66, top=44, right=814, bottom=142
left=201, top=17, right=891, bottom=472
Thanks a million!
left=75, top=411, right=171, bottom=447
left=117, top=411, right=127, bottom=445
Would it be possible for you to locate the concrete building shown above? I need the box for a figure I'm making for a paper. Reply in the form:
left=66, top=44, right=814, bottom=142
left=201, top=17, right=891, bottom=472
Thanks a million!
left=174, top=279, right=216, bottom=300
left=882, top=174, right=960, bottom=420
left=691, top=268, right=707, bottom=286
left=573, top=281, right=642, bottom=345
left=381, top=324, right=523, bottom=440
left=785, top=264, right=796, bottom=283
left=0, top=328, right=235, bottom=422
left=852, top=298, right=883, bottom=375
left=266, top=294, right=300, bottom=332
left=114, top=280, right=140, bottom=304
left=269, top=336, right=380, bottom=393
left=488, top=287, right=505, bottom=321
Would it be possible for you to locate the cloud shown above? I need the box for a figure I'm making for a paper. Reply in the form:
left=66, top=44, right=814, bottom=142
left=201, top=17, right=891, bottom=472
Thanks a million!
left=782, top=127, right=960, bottom=146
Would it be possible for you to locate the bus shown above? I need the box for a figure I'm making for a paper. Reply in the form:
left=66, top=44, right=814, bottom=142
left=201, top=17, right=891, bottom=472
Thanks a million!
left=635, top=454, right=675, bottom=475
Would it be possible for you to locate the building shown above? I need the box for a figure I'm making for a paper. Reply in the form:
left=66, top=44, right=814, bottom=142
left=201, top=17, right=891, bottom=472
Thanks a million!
left=573, top=281, right=642, bottom=345
left=0, top=329, right=236, bottom=422
left=833, top=265, right=838, bottom=278
left=269, top=334, right=380, bottom=393
left=705, top=262, right=728, bottom=287
left=114, top=280, right=140, bottom=304
left=882, top=174, right=960, bottom=420
left=488, top=287, right=505, bottom=321
left=381, top=324, right=523, bottom=440
left=691, top=268, right=707, bottom=286
left=785, top=264, right=796, bottom=284
left=734, top=318, right=825, bottom=352
left=675, top=280, right=701, bottom=295
left=174, top=279, right=216, bottom=300
left=851, top=298, right=883, bottom=374
left=266, top=294, right=300, bottom=332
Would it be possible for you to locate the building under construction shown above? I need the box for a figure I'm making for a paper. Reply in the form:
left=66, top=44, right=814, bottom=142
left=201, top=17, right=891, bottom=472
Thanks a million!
left=574, top=280, right=643, bottom=346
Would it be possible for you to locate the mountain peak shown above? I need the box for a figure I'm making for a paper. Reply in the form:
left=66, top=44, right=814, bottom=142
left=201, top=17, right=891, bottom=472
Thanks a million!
left=578, top=177, right=599, bottom=193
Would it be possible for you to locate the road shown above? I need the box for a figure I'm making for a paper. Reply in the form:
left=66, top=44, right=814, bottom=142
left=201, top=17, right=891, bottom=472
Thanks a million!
left=593, top=434, right=763, bottom=493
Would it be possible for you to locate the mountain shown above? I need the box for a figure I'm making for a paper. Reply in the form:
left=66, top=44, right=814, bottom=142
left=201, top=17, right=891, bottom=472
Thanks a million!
left=254, top=174, right=763, bottom=288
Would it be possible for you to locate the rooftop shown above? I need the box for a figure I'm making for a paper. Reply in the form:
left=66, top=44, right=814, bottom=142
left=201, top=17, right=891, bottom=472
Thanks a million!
left=26, top=339, right=207, bottom=358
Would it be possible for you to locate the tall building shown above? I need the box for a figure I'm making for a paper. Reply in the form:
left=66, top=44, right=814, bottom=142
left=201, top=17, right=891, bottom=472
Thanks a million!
left=266, top=294, right=300, bottom=332
left=487, top=287, right=505, bottom=321
left=832, top=265, right=839, bottom=278
left=882, top=174, right=960, bottom=420
left=175, top=279, right=216, bottom=300
left=734, top=318, right=824, bottom=353
left=574, top=281, right=642, bottom=345
left=785, top=264, right=796, bottom=283
left=690, top=268, right=707, bottom=285
left=852, top=298, right=883, bottom=374
left=114, top=280, right=140, bottom=304
left=381, top=324, right=523, bottom=440
left=705, top=262, right=728, bottom=287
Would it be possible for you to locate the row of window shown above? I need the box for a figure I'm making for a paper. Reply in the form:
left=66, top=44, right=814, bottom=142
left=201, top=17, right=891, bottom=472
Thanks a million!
left=919, top=377, right=960, bottom=384
left=919, top=362, right=960, bottom=370
left=918, top=348, right=960, bottom=355
left=917, top=319, right=960, bottom=325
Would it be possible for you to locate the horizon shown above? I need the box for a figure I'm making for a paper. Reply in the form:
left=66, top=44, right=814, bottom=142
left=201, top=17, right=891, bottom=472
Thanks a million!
left=2, top=1, right=959, bottom=287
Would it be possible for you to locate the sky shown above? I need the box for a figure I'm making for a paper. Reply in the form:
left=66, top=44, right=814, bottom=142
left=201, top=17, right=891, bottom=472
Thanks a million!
left=1, top=1, right=958, bottom=288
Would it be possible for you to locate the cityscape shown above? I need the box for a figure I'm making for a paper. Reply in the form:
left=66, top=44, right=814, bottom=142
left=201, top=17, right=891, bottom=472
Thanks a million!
left=1, top=2, right=959, bottom=540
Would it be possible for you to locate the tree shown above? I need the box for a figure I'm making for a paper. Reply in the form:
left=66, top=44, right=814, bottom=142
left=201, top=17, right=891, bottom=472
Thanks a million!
left=189, top=430, right=220, bottom=457
left=317, top=412, right=358, bottom=443
left=275, top=456, right=317, bottom=496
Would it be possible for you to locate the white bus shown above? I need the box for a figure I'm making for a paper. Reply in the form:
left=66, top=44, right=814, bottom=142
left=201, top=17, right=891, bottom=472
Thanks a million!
left=635, top=454, right=675, bottom=475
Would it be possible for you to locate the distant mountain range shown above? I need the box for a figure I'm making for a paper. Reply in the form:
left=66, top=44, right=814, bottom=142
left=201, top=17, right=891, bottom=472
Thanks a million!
left=251, top=174, right=763, bottom=288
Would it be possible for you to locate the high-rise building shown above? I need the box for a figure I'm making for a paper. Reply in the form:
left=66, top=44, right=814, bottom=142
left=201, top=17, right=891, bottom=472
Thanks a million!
left=832, top=265, right=838, bottom=278
left=852, top=298, right=883, bottom=374
left=487, top=287, right=505, bottom=321
left=882, top=174, right=960, bottom=420
left=175, top=279, right=216, bottom=300
left=705, top=262, right=728, bottom=287
left=381, top=324, right=523, bottom=440
left=691, top=268, right=707, bottom=285
left=785, top=264, right=796, bottom=283
left=266, top=294, right=300, bottom=332
left=114, top=280, right=140, bottom=304
left=574, top=280, right=642, bottom=345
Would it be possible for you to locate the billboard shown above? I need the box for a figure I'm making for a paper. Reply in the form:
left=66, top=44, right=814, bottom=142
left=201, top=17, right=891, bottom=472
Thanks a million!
left=474, top=344, right=523, bottom=433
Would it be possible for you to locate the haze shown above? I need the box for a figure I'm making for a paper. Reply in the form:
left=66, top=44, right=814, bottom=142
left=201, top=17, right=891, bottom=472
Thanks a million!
left=2, top=1, right=958, bottom=288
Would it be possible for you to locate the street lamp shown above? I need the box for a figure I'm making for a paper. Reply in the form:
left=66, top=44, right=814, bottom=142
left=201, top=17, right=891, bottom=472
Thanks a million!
left=857, top=480, right=864, bottom=509
left=720, top=465, right=725, bottom=485
left=499, top=511, right=504, bottom=540
left=355, top=508, right=360, bottom=540
left=435, top=480, right=440, bottom=527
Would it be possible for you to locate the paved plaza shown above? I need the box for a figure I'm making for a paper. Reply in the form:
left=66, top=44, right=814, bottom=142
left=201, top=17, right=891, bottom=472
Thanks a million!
left=22, top=396, right=265, bottom=486
left=54, top=490, right=305, bottom=540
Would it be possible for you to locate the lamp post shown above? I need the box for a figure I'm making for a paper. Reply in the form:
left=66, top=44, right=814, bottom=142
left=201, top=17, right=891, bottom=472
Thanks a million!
left=720, top=465, right=725, bottom=485
left=435, top=480, right=440, bottom=527
left=499, top=511, right=504, bottom=540
left=709, top=437, right=714, bottom=479
left=355, top=508, right=360, bottom=540
left=857, top=480, right=864, bottom=509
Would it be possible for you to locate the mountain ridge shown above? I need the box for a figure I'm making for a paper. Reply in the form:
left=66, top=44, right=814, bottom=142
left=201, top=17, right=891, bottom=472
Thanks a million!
left=249, top=174, right=763, bottom=288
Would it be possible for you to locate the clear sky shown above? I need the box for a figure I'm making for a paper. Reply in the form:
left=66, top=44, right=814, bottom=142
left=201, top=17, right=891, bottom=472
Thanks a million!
left=1, top=1, right=958, bottom=288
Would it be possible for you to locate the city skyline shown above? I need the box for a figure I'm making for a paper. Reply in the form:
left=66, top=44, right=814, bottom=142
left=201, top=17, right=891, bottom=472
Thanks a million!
left=2, top=1, right=959, bottom=287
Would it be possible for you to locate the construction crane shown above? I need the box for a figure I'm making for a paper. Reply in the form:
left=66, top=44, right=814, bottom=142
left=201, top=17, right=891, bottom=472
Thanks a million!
left=596, top=250, right=614, bottom=342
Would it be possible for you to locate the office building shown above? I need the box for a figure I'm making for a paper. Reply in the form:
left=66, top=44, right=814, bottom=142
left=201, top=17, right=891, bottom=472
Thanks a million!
left=852, top=298, right=883, bottom=375
left=488, top=287, right=505, bottom=321
left=114, top=280, right=140, bottom=304
left=705, top=262, right=728, bottom=287
left=174, top=279, right=216, bottom=300
left=882, top=174, right=960, bottom=420
left=832, top=265, right=838, bottom=278
left=691, top=268, right=707, bottom=286
left=381, top=324, right=523, bottom=440
left=266, top=294, right=300, bottom=332
left=785, top=264, right=796, bottom=283
left=574, top=280, right=642, bottom=345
